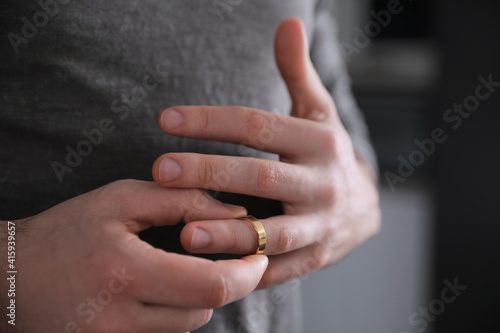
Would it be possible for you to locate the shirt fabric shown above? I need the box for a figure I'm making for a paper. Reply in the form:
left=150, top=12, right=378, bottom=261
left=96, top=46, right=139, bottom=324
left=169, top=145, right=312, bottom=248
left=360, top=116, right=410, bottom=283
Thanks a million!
left=0, top=1, right=376, bottom=332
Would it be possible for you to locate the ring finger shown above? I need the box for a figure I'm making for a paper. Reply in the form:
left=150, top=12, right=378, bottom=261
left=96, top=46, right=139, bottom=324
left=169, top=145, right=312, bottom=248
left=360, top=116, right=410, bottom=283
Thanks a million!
left=180, top=214, right=323, bottom=256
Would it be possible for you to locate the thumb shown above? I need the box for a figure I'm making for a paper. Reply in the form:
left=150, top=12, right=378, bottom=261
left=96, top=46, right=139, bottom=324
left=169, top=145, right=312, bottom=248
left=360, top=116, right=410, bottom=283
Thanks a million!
left=274, top=18, right=337, bottom=122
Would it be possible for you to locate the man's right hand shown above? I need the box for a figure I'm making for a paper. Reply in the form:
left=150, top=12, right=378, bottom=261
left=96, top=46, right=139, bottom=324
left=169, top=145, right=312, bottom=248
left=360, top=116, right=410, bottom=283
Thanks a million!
left=0, top=179, right=268, bottom=333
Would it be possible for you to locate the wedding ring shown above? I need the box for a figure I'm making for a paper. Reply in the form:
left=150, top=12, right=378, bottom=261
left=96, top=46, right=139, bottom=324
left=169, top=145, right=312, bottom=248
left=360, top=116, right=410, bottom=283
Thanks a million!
left=237, top=215, right=266, bottom=255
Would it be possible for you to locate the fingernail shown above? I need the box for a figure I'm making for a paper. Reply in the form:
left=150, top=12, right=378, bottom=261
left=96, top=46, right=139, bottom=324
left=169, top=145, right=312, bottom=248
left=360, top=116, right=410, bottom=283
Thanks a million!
left=159, top=158, right=181, bottom=182
left=161, top=109, right=183, bottom=130
left=191, top=228, right=211, bottom=250
left=222, top=203, right=246, bottom=214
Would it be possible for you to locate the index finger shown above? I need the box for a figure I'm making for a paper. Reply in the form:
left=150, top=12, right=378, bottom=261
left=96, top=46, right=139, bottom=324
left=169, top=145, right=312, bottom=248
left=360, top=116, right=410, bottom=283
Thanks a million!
left=159, top=106, right=330, bottom=160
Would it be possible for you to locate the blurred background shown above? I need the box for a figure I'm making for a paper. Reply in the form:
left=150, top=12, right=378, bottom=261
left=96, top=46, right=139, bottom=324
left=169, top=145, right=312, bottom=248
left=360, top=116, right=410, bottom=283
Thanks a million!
left=301, top=0, right=500, bottom=332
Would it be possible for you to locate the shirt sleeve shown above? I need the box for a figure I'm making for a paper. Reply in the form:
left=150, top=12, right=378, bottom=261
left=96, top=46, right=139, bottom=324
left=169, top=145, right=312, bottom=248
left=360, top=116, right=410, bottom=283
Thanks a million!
left=310, top=0, right=379, bottom=176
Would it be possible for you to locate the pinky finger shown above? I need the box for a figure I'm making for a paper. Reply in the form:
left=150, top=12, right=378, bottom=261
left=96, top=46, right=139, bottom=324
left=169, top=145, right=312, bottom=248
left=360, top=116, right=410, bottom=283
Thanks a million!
left=257, top=239, right=350, bottom=290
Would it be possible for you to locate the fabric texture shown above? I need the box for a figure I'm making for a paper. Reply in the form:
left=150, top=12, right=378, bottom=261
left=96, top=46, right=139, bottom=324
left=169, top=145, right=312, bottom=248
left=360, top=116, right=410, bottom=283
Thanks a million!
left=0, top=1, right=376, bottom=332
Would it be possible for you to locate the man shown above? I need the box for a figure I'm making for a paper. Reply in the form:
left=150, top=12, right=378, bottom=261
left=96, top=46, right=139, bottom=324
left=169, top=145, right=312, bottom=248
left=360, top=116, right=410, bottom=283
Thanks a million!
left=0, top=1, right=380, bottom=332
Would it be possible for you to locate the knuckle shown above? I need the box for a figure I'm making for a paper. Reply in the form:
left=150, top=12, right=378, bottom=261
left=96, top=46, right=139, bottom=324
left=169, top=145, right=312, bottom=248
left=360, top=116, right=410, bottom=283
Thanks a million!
left=256, top=162, right=281, bottom=191
left=303, top=247, right=329, bottom=273
left=225, top=228, right=239, bottom=252
left=309, top=256, right=326, bottom=272
left=198, top=158, right=214, bottom=187
left=319, top=98, right=335, bottom=114
left=321, top=182, right=338, bottom=206
left=246, top=109, right=271, bottom=145
left=313, top=246, right=331, bottom=268
left=276, top=226, right=296, bottom=253
left=206, top=272, right=230, bottom=308
left=103, top=179, right=137, bottom=199
left=94, top=179, right=141, bottom=215
left=198, top=109, right=211, bottom=134
left=110, top=178, right=141, bottom=190
left=319, top=129, right=339, bottom=153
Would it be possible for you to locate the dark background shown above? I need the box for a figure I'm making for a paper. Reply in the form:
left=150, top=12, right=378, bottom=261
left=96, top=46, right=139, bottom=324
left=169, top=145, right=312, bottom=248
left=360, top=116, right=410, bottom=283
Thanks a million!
left=434, top=1, right=500, bottom=331
left=359, top=0, right=500, bottom=331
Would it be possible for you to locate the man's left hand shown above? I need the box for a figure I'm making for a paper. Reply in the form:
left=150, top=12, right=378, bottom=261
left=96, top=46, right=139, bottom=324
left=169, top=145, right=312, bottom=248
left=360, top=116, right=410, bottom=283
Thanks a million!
left=152, top=18, right=381, bottom=289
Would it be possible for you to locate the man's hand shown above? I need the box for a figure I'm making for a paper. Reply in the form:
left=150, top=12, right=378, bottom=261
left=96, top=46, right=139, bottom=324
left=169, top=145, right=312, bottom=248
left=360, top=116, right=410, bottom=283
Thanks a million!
left=0, top=180, right=268, bottom=333
left=152, top=18, right=381, bottom=289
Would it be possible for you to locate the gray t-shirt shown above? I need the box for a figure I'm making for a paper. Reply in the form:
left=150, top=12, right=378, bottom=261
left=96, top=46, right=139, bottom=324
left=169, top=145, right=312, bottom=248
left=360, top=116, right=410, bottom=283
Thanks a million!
left=1, top=1, right=376, bottom=332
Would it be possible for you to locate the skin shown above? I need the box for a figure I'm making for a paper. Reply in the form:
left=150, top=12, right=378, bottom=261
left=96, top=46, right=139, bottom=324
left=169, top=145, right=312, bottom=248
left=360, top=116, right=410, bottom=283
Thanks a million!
left=0, top=17, right=379, bottom=333
left=0, top=180, right=268, bottom=333
left=152, top=18, right=381, bottom=289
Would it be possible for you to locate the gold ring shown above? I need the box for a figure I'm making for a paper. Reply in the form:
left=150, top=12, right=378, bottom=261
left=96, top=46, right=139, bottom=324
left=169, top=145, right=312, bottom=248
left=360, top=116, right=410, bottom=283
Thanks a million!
left=237, top=215, right=266, bottom=255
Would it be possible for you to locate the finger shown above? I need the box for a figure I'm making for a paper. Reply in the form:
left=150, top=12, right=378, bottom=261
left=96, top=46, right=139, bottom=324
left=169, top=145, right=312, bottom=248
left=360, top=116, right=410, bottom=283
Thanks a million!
left=136, top=303, right=213, bottom=333
left=275, top=18, right=338, bottom=123
left=128, top=235, right=268, bottom=308
left=159, top=105, right=329, bottom=160
left=256, top=241, right=345, bottom=289
left=180, top=215, right=322, bottom=256
left=152, top=153, right=315, bottom=203
left=90, top=180, right=247, bottom=233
